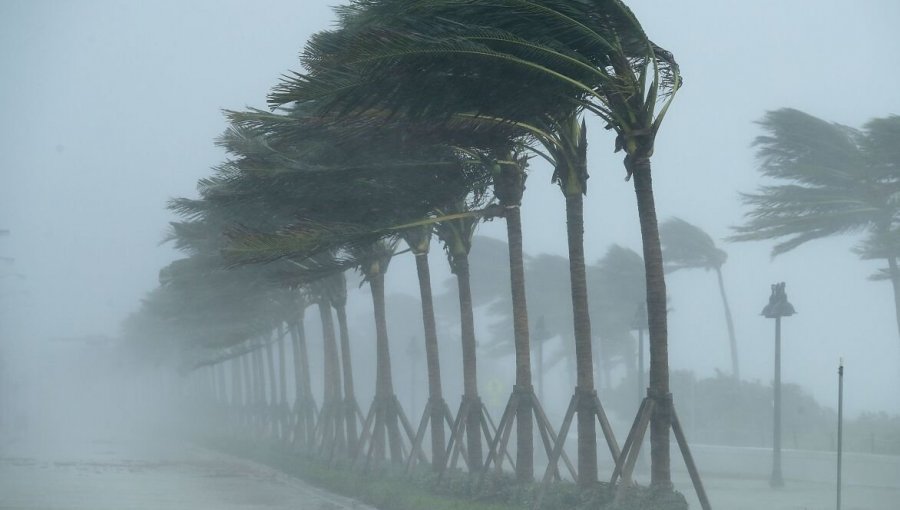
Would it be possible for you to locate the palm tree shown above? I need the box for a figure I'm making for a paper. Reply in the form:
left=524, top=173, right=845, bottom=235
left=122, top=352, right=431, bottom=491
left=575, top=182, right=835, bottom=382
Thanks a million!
left=541, top=114, right=608, bottom=484
left=269, top=1, right=684, bottom=487
left=308, top=274, right=348, bottom=457
left=329, top=272, right=363, bottom=457
left=733, top=109, right=900, bottom=346
left=485, top=151, right=545, bottom=482
left=352, top=239, right=414, bottom=465
left=660, top=217, right=738, bottom=380
left=435, top=199, right=489, bottom=473
left=149, top=214, right=303, bottom=440
left=400, top=224, right=450, bottom=472
left=590, top=245, right=646, bottom=397
left=287, top=291, right=318, bottom=448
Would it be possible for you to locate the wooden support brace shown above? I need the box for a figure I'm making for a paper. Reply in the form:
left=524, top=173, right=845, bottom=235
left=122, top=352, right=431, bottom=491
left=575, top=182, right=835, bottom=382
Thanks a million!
left=481, top=392, right=519, bottom=478
left=405, top=400, right=434, bottom=473
left=481, top=393, right=517, bottom=474
left=533, top=393, right=578, bottom=510
left=671, top=406, right=711, bottom=510
left=533, top=397, right=576, bottom=481
left=441, top=399, right=468, bottom=478
left=610, top=397, right=649, bottom=485
left=593, top=394, right=622, bottom=464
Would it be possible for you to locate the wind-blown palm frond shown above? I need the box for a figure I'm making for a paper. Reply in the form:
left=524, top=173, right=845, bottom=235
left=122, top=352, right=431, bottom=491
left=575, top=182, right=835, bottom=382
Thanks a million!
left=660, top=217, right=727, bottom=272
left=732, top=108, right=898, bottom=256
left=734, top=108, right=900, bottom=343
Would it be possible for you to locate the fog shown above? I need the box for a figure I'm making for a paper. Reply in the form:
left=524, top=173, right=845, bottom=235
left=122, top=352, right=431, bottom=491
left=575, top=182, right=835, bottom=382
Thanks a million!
left=2, top=1, right=899, bottom=509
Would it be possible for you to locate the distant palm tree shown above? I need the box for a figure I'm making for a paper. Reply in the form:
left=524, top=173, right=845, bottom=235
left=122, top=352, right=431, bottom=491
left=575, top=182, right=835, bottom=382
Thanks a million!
left=353, top=239, right=407, bottom=465
left=435, top=199, right=487, bottom=472
left=288, top=292, right=317, bottom=448
left=660, top=218, right=738, bottom=380
left=308, top=276, right=347, bottom=455
left=327, top=272, right=361, bottom=456
left=400, top=224, right=448, bottom=472
left=590, top=245, right=646, bottom=392
left=732, top=109, right=900, bottom=344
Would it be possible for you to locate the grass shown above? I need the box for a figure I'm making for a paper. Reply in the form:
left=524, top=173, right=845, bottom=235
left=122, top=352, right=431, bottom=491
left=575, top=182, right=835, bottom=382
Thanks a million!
left=204, top=436, right=687, bottom=510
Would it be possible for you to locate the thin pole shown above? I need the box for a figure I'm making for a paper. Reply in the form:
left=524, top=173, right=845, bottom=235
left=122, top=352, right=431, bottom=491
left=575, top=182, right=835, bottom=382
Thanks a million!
left=771, top=316, right=784, bottom=487
left=837, top=359, right=844, bottom=510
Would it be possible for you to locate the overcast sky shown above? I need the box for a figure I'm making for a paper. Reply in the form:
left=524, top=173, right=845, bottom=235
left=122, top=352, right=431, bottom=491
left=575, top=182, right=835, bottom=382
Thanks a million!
left=2, top=0, right=899, bottom=416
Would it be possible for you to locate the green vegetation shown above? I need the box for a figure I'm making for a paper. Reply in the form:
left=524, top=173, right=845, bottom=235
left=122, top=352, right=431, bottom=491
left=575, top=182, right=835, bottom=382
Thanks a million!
left=206, top=438, right=687, bottom=510
left=606, top=371, right=900, bottom=456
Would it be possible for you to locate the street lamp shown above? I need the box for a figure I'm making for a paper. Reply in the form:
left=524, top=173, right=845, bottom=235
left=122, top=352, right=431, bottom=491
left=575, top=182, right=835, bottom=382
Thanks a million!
left=761, top=282, right=795, bottom=488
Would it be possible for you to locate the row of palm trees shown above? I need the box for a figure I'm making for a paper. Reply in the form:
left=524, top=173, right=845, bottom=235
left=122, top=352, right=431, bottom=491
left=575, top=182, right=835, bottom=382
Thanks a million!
left=263, top=0, right=683, bottom=488
left=120, top=1, right=900, bottom=502
left=122, top=0, right=702, bottom=496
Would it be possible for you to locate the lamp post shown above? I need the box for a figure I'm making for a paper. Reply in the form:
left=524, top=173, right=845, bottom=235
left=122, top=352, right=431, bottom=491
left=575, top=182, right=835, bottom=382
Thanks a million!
left=761, top=282, right=795, bottom=488
left=837, top=358, right=844, bottom=510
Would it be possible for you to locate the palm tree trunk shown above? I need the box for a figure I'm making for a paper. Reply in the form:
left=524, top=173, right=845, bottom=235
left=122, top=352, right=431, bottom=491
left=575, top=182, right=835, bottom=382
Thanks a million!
left=505, top=202, right=534, bottom=481
left=289, top=322, right=303, bottom=401
left=565, top=191, right=598, bottom=486
left=293, top=318, right=315, bottom=444
left=715, top=266, right=740, bottom=380
left=293, top=319, right=312, bottom=400
left=335, top=303, right=358, bottom=455
left=232, top=356, right=242, bottom=412
left=265, top=339, right=278, bottom=438
left=888, top=256, right=900, bottom=345
left=289, top=320, right=306, bottom=443
left=318, top=301, right=342, bottom=402
left=277, top=326, right=288, bottom=440
left=369, top=270, right=403, bottom=463
left=253, top=347, right=265, bottom=435
left=215, top=363, right=227, bottom=405
left=630, top=156, right=672, bottom=488
left=455, top=254, right=483, bottom=472
left=241, top=352, right=252, bottom=432
left=413, top=251, right=446, bottom=471
left=319, top=300, right=345, bottom=448
left=277, top=329, right=287, bottom=403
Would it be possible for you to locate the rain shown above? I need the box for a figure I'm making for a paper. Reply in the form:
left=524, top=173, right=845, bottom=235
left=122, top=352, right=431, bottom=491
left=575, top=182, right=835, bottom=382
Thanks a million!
left=2, top=1, right=899, bottom=509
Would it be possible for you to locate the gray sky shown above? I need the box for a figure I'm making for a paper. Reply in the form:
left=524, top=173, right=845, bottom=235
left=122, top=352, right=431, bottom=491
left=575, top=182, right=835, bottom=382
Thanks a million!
left=2, top=0, right=899, bottom=416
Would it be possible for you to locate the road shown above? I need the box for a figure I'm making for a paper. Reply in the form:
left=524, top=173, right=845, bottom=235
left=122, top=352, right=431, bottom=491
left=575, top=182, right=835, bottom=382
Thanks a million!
left=2, top=428, right=897, bottom=510
left=621, top=445, right=900, bottom=510
left=0, top=432, right=372, bottom=510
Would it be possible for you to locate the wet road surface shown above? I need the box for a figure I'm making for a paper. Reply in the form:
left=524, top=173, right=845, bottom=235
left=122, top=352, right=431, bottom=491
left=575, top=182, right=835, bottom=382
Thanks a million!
left=0, top=433, right=372, bottom=510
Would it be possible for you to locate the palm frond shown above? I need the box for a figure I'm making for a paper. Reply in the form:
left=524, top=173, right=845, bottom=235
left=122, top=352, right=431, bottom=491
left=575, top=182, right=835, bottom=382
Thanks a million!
left=660, top=217, right=727, bottom=272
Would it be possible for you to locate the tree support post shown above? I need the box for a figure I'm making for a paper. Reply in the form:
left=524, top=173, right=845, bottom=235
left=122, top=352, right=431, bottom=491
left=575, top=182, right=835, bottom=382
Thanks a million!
left=405, top=396, right=454, bottom=473
left=439, top=395, right=498, bottom=479
left=481, top=385, right=575, bottom=486
left=610, top=392, right=710, bottom=510
left=354, top=394, right=425, bottom=470
left=533, top=386, right=620, bottom=510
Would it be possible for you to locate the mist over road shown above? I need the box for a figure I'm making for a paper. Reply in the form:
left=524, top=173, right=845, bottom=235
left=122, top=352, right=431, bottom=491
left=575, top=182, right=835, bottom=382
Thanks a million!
left=0, top=434, right=372, bottom=510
